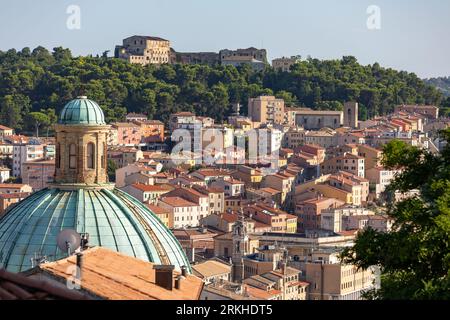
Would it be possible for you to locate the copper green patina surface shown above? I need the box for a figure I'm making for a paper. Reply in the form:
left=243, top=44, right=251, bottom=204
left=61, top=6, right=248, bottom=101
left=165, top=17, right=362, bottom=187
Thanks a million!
left=58, top=96, right=106, bottom=125
left=0, top=188, right=190, bottom=273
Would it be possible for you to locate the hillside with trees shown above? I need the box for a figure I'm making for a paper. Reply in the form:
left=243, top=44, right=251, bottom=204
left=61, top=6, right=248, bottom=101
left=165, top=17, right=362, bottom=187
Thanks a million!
left=0, top=46, right=444, bottom=134
left=425, top=76, right=450, bottom=97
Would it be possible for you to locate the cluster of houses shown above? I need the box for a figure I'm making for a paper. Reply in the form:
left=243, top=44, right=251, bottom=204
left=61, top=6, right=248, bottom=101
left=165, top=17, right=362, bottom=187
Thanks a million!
left=0, top=96, right=447, bottom=300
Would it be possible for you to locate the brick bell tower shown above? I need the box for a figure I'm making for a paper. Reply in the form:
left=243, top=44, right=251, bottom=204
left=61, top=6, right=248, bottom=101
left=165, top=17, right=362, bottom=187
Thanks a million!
left=54, top=96, right=110, bottom=185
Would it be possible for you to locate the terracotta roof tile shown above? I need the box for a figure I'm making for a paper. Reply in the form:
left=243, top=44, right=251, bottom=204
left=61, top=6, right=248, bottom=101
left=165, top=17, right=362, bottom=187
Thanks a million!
left=38, top=247, right=203, bottom=300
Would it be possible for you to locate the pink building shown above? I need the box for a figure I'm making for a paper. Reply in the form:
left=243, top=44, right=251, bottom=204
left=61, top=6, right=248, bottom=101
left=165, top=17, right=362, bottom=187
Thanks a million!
left=112, top=122, right=142, bottom=146
left=296, top=197, right=344, bottom=232
left=22, top=159, right=55, bottom=191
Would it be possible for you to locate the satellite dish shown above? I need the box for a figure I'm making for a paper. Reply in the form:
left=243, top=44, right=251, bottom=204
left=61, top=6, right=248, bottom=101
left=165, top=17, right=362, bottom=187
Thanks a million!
left=57, top=229, right=81, bottom=255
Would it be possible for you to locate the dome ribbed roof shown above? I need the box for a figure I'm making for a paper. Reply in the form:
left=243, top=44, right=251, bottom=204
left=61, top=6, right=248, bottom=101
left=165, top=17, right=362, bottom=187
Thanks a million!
left=0, top=188, right=190, bottom=273
left=58, top=96, right=106, bottom=125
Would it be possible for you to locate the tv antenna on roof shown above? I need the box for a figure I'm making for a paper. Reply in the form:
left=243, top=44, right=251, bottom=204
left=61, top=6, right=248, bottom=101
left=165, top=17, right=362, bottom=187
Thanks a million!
left=57, top=229, right=81, bottom=256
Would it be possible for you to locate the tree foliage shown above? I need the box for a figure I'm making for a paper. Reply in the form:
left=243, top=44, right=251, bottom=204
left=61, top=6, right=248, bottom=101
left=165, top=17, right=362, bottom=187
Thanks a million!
left=0, top=47, right=444, bottom=130
left=340, top=129, right=450, bottom=300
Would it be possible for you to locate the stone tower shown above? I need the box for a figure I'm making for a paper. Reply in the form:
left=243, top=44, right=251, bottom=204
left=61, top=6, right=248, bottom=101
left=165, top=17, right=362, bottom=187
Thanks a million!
left=343, top=102, right=359, bottom=129
left=231, top=209, right=249, bottom=283
left=54, top=96, right=110, bottom=184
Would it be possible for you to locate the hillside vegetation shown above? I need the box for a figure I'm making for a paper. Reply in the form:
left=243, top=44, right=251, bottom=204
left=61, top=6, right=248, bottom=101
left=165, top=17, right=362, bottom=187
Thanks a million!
left=0, top=46, right=444, bottom=133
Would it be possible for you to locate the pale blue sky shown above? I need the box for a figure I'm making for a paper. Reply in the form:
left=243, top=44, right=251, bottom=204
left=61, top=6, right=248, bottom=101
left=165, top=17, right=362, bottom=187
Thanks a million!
left=0, top=0, right=449, bottom=78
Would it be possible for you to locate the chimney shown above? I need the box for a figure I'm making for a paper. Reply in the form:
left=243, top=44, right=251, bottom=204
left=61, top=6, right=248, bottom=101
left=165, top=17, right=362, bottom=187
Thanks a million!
left=153, top=265, right=175, bottom=290
left=76, top=252, right=84, bottom=280
left=181, top=265, right=188, bottom=277
left=175, top=275, right=184, bottom=290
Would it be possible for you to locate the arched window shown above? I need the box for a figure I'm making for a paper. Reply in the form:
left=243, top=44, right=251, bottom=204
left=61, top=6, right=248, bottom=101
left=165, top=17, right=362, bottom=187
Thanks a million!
left=69, top=144, right=77, bottom=169
left=87, top=143, right=95, bottom=169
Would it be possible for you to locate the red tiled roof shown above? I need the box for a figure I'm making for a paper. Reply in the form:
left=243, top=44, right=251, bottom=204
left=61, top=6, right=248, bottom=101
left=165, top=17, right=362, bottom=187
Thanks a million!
left=0, top=268, right=90, bottom=300
left=0, top=125, right=13, bottom=131
left=160, top=196, right=198, bottom=207
left=131, top=183, right=171, bottom=192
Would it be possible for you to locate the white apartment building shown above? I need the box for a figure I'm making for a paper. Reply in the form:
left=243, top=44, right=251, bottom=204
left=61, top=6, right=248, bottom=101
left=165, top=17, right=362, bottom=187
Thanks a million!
left=158, top=196, right=202, bottom=228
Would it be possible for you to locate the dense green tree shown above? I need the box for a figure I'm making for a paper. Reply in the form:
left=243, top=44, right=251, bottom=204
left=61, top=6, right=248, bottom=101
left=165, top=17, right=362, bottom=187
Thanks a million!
left=0, top=94, right=30, bottom=129
left=340, top=131, right=450, bottom=300
left=107, top=159, right=118, bottom=182
left=25, top=112, right=50, bottom=137
left=0, top=47, right=444, bottom=131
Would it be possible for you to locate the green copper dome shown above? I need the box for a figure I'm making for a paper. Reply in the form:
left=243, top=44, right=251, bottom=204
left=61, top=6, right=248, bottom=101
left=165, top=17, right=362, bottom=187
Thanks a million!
left=0, top=187, right=190, bottom=273
left=58, top=96, right=106, bottom=125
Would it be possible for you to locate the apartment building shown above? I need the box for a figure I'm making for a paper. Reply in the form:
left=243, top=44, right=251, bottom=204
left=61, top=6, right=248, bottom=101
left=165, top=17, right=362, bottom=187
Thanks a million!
left=304, top=251, right=377, bottom=300
left=304, top=129, right=338, bottom=148
left=295, top=197, right=345, bottom=232
left=120, top=183, right=172, bottom=203
left=211, top=178, right=245, bottom=197
left=107, top=147, right=143, bottom=169
left=111, top=122, right=142, bottom=146
left=12, top=142, right=54, bottom=178
left=321, top=153, right=365, bottom=178
left=158, top=196, right=202, bottom=229
left=134, top=119, right=165, bottom=144
left=145, top=203, right=173, bottom=228
left=248, top=96, right=285, bottom=125
left=321, top=206, right=375, bottom=233
left=243, top=203, right=297, bottom=233
left=21, top=159, right=55, bottom=191
left=262, top=171, right=296, bottom=208
left=283, top=127, right=306, bottom=149
left=164, top=186, right=210, bottom=220
left=366, top=166, right=399, bottom=199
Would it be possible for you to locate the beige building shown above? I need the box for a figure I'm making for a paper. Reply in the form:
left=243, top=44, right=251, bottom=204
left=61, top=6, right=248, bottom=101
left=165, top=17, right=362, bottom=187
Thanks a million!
left=272, top=56, right=300, bottom=72
left=145, top=203, right=173, bottom=228
left=120, top=183, right=172, bottom=203
left=248, top=96, right=285, bottom=125
left=0, top=125, right=14, bottom=137
left=0, top=192, right=30, bottom=216
left=282, top=127, right=305, bottom=149
left=394, top=105, right=439, bottom=120
left=192, top=260, right=232, bottom=285
left=115, top=35, right=171, bottom=65
left=366, top=166, right=399, bottom=199
left=321, top=153, right=365, bottom=178
left=304, top=129, right=338, bottom=148
left=295, top=109, right=343, bottom=130
left=0, top=183, right=33, bottom=195
left=158, top=196, right=202, bottom=229
left=304, top=251, right=376, bottom=300
left=357, top=144, right=382, bottom=171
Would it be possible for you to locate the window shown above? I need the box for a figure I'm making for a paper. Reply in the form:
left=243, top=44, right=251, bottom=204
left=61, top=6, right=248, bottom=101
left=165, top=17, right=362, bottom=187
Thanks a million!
left=69, top=144, right=77, bottom=169
left=87, top=143, right=95, bottom=169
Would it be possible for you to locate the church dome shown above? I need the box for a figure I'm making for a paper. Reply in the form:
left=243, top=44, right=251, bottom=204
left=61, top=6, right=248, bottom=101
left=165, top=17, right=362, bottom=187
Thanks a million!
left=58, top=96, right=106, bottom=125
left=0, top=187, right=191, bottom=273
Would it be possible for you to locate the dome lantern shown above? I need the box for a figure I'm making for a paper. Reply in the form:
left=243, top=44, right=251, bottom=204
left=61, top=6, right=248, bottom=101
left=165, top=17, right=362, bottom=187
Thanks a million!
left=54, top=97, right=110, bottom=185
